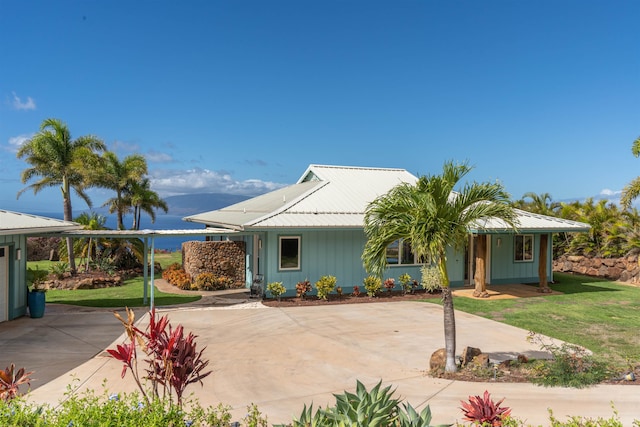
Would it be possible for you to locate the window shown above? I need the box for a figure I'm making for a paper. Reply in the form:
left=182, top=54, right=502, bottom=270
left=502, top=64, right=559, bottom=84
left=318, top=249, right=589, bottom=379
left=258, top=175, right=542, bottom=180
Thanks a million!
left=514, top=235, right=534, bottom=262
left=279, top=236, right=300, bottom=270
left=386, top=239, right=419, bottom=265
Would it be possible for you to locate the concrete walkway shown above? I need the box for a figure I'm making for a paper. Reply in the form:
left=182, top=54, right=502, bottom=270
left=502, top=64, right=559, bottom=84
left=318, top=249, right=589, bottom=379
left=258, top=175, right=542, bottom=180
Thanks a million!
left=5, top=300, right=635, bottom=426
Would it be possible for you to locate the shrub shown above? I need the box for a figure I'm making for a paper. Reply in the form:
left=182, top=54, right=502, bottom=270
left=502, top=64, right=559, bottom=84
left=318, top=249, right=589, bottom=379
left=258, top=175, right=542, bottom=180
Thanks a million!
left=195, top=272, right=224, bottom=291
left=315, top=275, right=337, bottom=300
left=383, top=277, right=395, bottom=292
left=108, top=307, right=212, bottom=409
left=267, top=282, right=286, bottom=301
left=363, top=276, right=381, bottom=297
left=275, top=380, right=445, bottom=427
left=163, top=268, right=191, bottom=290
left=296, top=279, right=312, bottom=299
left=49, top=262, right=69, bottom=279
left=398, top=273, right=412, bottom=294
left=0, top=364, right=33, bottom=402
left=460, top=390, right=512, bottom=426
left=528, top=332, right=612, bottom=388
left=420, top=265, right=441, bottom=293
left=352, top=285, right=361, bottom=297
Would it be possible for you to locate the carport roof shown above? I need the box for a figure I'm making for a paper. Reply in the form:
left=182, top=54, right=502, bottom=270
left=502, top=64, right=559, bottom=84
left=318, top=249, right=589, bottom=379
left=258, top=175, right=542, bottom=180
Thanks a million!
left=0, top=209, right=82, bottom=235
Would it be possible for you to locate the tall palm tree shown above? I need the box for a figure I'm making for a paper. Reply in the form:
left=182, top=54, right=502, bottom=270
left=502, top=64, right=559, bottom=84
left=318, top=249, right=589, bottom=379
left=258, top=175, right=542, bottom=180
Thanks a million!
left=96, top=152, right=148, bottom=229
left=362, top=161, right=518, bottom=372
left=621, top=136, right=640, bottom=209
left=16, top=118, right=106, bottom=274
left=129, top=178, right=168, bottom=230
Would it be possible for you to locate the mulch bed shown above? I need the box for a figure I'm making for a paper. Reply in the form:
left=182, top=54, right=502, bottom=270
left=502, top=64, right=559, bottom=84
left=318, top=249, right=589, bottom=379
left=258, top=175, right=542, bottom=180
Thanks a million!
left=260, top=289, right=442, bottom=307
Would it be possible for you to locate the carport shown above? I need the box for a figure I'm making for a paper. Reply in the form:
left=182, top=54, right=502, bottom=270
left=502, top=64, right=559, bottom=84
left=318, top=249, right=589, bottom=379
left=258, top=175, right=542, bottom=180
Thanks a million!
left=37, top=228, right=238, bottom=308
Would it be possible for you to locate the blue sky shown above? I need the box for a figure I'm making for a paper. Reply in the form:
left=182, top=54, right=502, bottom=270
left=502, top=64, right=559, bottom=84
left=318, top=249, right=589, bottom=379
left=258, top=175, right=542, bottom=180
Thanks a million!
left=1, top=0, right=639, bottom=214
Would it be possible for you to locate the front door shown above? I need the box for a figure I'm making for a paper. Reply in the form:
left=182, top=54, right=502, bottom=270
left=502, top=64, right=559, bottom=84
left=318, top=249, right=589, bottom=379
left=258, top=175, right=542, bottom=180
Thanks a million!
left=0, top=246, right=8, bottom=322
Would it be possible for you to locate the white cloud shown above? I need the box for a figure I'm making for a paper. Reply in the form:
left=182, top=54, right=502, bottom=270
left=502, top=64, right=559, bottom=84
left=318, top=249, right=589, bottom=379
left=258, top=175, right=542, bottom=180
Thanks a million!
left=11, top=92, right=36, bottom=111
left=4, top=133, right=33, bottom=153
left=146, top=150, right=173, bottom=163
left=149, top=168, right=286, bottom=197
left=110, top=140, right=140, bottom=153
left=599, top=188, right=622, bottom=197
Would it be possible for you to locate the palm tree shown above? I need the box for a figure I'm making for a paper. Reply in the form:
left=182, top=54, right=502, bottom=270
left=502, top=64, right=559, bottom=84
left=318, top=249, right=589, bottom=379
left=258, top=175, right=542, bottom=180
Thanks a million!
left=621, top=136, right=640, bottom=209
left=129, top=178, right=168, bottom=230
left=96, top=152, right=148, bottom=229
left=362, top=161, right=518, bottom=372
left=73, top=212, right=108, bottom=271
left=517, top=192, right=561, bottom=216
left=16, top=118, right=106, bottom=274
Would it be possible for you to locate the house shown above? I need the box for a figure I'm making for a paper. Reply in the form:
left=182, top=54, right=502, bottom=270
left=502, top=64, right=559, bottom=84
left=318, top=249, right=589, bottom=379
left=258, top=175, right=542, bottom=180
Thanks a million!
left=0, top=210, right=81, bottom=322
left=184, top=164, right=590, bottom=297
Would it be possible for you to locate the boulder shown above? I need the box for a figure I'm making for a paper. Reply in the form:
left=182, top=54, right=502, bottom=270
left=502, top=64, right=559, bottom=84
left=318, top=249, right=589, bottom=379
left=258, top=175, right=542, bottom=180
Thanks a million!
left=461, top=346, right=482, bottom=367
left=429, top=348, right=446, bottom=372
left=472, top=353, right=490, bottom=368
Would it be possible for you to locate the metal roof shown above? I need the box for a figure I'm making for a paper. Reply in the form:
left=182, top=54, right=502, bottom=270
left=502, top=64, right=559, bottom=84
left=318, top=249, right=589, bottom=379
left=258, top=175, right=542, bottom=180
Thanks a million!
left=0, top=209, right=82, bottom=236
left=183, top=164, right=591, bottom=233
left=185, top=165, right=418, bottom=229
left=470, top=209, right=591, bottom=234
left=37, top=228, right=238, bottom=238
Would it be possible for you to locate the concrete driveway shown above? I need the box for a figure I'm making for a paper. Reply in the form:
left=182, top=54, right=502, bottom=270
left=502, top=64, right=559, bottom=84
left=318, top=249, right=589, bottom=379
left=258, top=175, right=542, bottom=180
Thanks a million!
left=4, top=301, right=639, bottom=425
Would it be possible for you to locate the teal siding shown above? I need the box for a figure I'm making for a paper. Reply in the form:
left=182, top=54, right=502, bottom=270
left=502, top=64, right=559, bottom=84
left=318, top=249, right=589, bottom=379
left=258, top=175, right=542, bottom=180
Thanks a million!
left=0, top=234, right=27, bottom=321
left=260, top=229, right=424, bottom=297
left=489, top=233, right=551, bottom=285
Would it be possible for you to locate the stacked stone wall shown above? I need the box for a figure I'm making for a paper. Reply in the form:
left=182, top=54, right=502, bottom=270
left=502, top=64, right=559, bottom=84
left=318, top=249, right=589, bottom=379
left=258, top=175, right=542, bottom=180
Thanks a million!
left=553, top=254, right=640, bottom=284
left=182, top=240, right=246, bottom=288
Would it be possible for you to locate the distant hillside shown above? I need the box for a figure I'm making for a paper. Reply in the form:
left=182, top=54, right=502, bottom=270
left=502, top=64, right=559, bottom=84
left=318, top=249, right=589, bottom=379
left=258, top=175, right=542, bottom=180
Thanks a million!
left=164, top=193, right=250, bottom=216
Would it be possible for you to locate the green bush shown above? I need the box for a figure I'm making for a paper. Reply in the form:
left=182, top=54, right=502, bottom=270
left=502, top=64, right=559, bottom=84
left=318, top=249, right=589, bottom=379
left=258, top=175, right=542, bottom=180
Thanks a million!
left=195, top=272, right=230, bottom=291
left=528, top=333, right=613, bottom=388
left=363, top=276, right=381, bottom=297
left=275, top=380, right=446, bottom=427
left=267, top=281, right=286, bottom=301
left=315, top=275, right=337, bottom=300
left=420, top=265, right=441, bottom=293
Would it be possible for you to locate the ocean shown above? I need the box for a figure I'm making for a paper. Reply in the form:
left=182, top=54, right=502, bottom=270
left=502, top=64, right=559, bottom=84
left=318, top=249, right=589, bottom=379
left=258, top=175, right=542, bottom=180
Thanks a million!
left=30, top=212, right=208, bottom=251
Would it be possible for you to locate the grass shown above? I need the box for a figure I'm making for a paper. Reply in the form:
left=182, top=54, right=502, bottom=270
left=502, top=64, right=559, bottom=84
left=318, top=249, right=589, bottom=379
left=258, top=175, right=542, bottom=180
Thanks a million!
left=426, top=273, right=640, bottom=368
left=30, top=251, right=200, bottom=308
left=45, top=276, right=200, bottom=308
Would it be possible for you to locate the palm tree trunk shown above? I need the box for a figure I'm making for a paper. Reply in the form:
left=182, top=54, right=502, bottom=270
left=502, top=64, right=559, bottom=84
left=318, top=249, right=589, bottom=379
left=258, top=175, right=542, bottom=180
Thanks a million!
left=62, top=183, right=77, bottom=275
left=438, top=254, right=457, bottom=373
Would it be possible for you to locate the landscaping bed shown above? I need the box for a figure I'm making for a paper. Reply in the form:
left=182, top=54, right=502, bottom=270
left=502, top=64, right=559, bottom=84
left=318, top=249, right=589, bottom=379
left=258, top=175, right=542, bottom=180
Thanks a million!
left=261, top=289, right=441, bottom=307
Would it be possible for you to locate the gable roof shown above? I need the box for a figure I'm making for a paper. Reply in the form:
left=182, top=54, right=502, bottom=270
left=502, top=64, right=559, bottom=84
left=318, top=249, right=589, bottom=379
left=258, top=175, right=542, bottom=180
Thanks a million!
left=184, top=164, right=590, bottom=233
left=0, top=210, right=82, bottom=236
left=184, top=165, right=417, bottom=230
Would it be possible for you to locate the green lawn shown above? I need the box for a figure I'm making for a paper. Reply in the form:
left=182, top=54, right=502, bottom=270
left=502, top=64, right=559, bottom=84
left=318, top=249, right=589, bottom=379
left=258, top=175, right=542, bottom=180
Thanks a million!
left=427, top=273, right=640, bottom=367
left=45, top=276, right=200, bottom=308
left=30, top=252, right=199, bottom=308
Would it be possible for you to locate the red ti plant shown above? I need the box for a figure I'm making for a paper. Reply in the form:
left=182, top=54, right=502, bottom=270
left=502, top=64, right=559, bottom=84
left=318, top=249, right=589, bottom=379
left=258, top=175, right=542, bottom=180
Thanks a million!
left=107, top=307, right=212, bottom=408
left=460, top=390, right=512, bottom=426
left=383, top=278, right=395, bottom=292
left=0, top=364, right=34, bottom=402
left=351, top=285, right=361, bottom=297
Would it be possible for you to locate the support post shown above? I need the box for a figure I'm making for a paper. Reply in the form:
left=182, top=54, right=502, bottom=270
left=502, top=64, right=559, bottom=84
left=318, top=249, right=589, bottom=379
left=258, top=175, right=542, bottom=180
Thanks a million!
left=473, top=235, right=488, bottom=297
left=538, top=233, right=551, bottom=292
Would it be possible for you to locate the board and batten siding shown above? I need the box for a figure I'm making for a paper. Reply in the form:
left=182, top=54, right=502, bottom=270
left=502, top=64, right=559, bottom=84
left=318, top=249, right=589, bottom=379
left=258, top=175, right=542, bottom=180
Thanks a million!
left=0, top=234, right=28, bottom=322
left=489, top=233, right=552, bottom=284
left=261, top=229, right=425, bottom=297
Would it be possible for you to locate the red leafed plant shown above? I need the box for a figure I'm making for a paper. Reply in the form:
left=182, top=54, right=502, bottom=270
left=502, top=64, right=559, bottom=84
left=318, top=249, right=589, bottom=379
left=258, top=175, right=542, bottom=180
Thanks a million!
left=0, top=364, right=34, bottom=402
left=383, top=278, right=396, bottom=292
left=107, top=307, right=212, bottom=408
left=460, top=390, right=512, bottom=426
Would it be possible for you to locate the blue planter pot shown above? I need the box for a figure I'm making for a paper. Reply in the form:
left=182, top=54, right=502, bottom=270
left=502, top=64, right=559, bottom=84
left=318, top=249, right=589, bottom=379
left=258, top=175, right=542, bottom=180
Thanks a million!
left=28, top=291, right=46, bottom=318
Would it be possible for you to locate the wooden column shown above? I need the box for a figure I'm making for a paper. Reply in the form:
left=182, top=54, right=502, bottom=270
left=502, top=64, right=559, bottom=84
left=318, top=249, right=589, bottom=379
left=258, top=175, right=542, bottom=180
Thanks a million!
left=473, top=235, right=488, bottom=297
left=538, top=233, right=551, bottom=292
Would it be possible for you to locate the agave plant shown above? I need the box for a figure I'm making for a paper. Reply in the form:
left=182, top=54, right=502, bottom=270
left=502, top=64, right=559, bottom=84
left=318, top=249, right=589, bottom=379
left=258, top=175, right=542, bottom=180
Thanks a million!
left=460, top=390, right=512, bottom=426
left=0, top=364, right=34, bottom=402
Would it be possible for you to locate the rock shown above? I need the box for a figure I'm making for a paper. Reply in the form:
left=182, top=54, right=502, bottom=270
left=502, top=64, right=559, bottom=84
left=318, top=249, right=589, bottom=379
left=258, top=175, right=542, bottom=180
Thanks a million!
left=472, top=353, right=490, bottom=368
left=517, top=354, right=529, bottom=363
left=429, top=348, right=446, bottom=372
left=461, top=346, right=482, bottom=367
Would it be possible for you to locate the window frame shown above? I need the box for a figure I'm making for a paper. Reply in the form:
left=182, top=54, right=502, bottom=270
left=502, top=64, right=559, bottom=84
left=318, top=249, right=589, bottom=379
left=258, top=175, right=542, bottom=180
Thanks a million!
left=278, top=235, right=301, bottom=271
left=514, top=234, right=534, bottom=263
left=386, top=239, right=421, bottom=266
